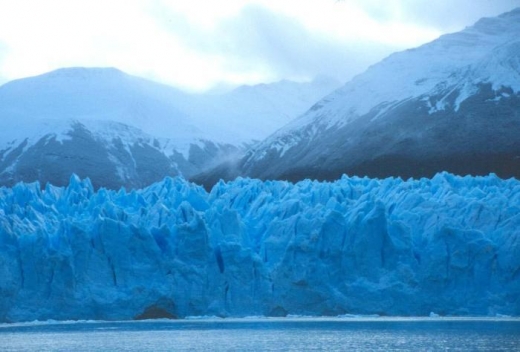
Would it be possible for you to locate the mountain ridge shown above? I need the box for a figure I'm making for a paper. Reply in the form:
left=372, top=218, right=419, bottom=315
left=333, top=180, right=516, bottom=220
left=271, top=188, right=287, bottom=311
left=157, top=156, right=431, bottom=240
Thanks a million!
left=194, top=7, right=520, bottom=187
left=0, top=66, right=339, bottom=188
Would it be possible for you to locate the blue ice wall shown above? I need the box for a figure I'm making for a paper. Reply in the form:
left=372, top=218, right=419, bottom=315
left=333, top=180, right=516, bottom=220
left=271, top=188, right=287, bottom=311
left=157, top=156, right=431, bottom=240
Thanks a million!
left=0, top=173, right=519, bottom=322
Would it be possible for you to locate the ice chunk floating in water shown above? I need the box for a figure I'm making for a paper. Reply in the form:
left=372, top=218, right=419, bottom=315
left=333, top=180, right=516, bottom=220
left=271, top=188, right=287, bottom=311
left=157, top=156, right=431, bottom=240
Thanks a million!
left=0, top=173, right=519, bottom=322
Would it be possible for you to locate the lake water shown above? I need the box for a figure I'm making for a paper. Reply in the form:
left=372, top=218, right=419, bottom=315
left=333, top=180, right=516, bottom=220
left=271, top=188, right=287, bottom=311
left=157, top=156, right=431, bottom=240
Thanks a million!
left=1, top=317, right=519, bottom=351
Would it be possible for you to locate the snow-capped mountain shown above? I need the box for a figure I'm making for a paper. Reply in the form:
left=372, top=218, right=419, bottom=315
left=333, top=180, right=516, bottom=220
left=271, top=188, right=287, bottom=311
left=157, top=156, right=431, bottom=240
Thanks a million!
left=201, top=8, right=520, bottom=185
left=181, top=75, right=341, bottom=144
left=0, top=67, right=199, bottom=140
left=0, top=117, right=236, bottom=189
left=0, top=68, right=338, bottom=188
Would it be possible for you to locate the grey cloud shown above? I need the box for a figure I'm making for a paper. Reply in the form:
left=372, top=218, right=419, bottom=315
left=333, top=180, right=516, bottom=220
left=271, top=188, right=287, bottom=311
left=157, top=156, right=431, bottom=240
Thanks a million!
left=354, top=0, right=520, bottom=32
left=0, top=41, right=9, bottom=85
left=154, top=3, right=396, bottom=84
left=217, top=5, right=360, bottom=80
left=150, top=1, right=520, bottom=87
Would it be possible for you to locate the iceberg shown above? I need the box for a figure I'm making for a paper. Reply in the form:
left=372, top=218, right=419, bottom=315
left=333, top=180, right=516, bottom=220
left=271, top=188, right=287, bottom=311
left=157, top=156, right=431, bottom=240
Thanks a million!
left=0, top=172, right=519, bottom=322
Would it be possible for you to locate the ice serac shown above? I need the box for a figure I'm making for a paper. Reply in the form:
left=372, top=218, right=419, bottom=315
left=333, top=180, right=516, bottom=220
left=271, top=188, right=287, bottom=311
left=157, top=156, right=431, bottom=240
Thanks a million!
left=198, top=8, right=520, bottom=186
left=0, top=173, right=519, bottom=322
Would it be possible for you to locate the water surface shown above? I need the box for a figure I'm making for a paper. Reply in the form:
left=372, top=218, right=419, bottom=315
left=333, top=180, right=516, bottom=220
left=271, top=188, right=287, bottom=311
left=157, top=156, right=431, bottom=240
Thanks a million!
left=1, top=317, right=519, bottom=351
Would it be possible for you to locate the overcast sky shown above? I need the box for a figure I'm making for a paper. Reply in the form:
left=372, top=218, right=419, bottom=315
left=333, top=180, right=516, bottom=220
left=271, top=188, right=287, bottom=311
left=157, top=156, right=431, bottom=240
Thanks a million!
left=0, top=0, right=518, bottom=91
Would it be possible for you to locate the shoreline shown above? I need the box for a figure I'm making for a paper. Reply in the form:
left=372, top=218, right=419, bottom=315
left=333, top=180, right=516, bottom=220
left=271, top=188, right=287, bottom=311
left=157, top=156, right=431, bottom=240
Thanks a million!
left=2, top=315, right=519, bottom=328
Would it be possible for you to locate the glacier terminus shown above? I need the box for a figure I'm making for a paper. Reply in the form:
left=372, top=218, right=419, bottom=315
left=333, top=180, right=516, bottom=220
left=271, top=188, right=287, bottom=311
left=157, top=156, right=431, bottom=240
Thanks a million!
left=0, top=173, right=518, bottom=322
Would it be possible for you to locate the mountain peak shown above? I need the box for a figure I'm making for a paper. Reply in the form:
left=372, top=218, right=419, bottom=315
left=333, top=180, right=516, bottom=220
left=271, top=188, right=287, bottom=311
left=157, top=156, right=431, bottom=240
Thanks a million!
left=215, top=8, right=520, bottom=186
left=498, top=6, right=520, bottom=19
left=310, top=74, right=341, bottom=87
left=42, top=66, right=127, bottom=80
left=470, top=7, right=520, bottom=38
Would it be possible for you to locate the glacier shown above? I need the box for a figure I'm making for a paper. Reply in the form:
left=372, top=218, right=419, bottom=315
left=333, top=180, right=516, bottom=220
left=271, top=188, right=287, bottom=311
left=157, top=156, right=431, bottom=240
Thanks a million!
left=0, top=173, right=519, bottom=322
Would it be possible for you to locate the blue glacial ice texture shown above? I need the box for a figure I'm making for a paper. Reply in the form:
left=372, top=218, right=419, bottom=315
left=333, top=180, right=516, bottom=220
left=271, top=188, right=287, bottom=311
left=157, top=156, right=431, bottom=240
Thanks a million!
left=0, top=172, right=519, bottom=322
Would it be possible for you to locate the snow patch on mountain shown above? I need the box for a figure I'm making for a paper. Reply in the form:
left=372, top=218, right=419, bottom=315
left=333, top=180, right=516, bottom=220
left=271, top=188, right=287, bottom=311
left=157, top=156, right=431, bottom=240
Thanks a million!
left=247, top=8, right=520, bottom=164
left=174, top=76, right=341, bottom=145
left=0, top=67, right=340, bottom=147
left=0, top=67, right=205, bottom=142
left=0, top=67, right=339, bottom=188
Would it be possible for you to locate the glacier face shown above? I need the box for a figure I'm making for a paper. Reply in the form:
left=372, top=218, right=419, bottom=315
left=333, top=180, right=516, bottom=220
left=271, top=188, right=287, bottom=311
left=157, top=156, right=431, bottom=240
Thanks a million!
left=0, top=173, right=519, bottom=322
